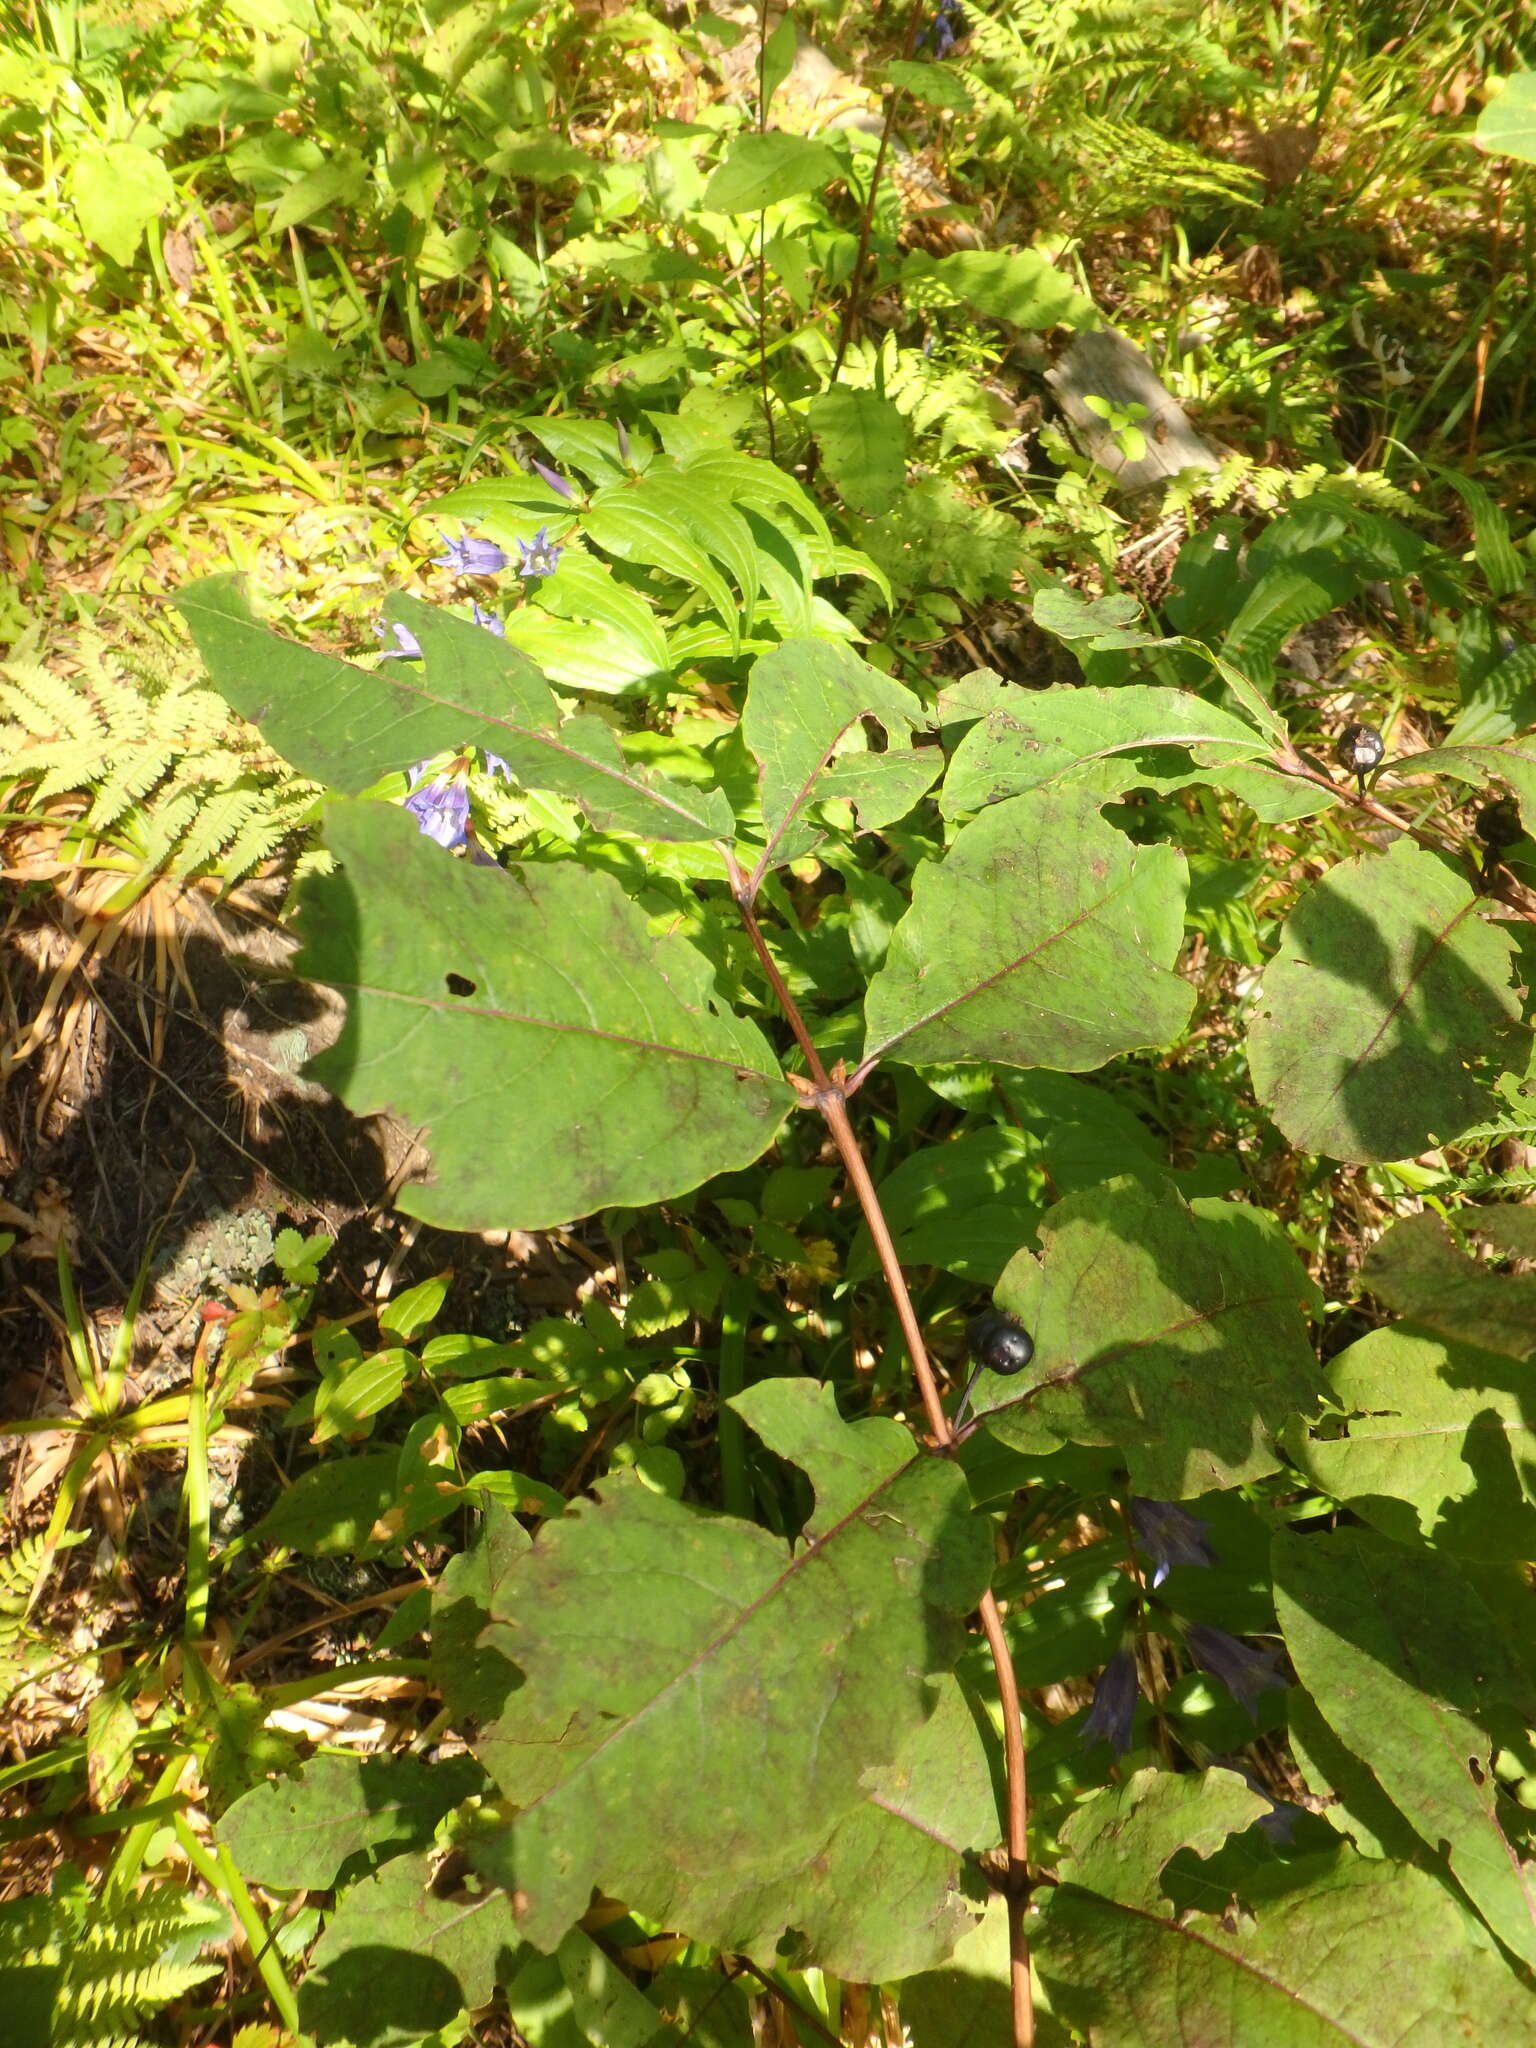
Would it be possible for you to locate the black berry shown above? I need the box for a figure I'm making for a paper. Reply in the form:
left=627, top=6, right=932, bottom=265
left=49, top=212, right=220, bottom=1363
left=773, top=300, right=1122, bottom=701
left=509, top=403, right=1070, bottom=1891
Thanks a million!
left=1337, top=723, right=1385, bottom=775
left=1477, top=798, right=1522, bottom=852
left=966, top=1309, right=1035, bottom=1375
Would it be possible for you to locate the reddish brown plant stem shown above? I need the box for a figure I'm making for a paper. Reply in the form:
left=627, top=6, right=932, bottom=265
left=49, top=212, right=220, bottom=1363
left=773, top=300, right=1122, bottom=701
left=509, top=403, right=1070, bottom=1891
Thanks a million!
left=727, top=854, right=1035, bottom=2048
left=1277, top=751, right=1536, bottom=924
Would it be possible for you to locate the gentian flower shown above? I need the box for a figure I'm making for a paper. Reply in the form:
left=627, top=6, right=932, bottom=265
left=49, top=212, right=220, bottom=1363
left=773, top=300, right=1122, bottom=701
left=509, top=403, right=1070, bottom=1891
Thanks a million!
left=1129, top=1498, right=1216, bottom=1588
left=1081, top=1648, right=1139, bottom=1757
left=1212, top=1759, right=1304, bottom=1846
left=483, top=752, right=511, bottom=780
left=375, top=620, right=423, bottom=661
left=530, top=457, right=575, bottom=500
left=517, top=526, right=563, bottom=580
left=472, top=602, right=506, bottom=638
left=919, top=0, right=964, bottom=58
left=431, top=533, right=510, bottom=576
left=403, top=762, right=470, bottom=851
left=1185, top=1625, right=1288, bottom=1720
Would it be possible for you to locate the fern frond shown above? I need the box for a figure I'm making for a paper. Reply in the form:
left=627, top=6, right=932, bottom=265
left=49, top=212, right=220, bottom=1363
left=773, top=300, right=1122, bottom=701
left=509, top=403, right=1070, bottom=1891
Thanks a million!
left=0, top=626, right=323, bottom=890
left=2, top=1871, right=229, bottom=2048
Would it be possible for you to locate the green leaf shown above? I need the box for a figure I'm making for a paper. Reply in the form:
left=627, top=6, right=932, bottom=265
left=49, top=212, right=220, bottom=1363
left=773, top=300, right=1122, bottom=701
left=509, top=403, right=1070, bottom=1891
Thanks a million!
left=845, top=1127, right=1044, bottom=1285
left=903, top=1899, right=1050, bottom=2048
left=702, top=132, right=840, bottom=213
left=1273, top=1525, right=1536, bottom=1968
left=582, top=479, right=744, bottom=651
left=378, top=1274, right=447, bottom=1341
left=741, top=638, right=927, bottom=872
left=1217, top=554, right=1356, bottom=685
left=648, top=1964, right=754, bottom=2048
left=1246, top=839, right=1530, bottom=1162
left=220, top=1752, right=484, bottom=1892
left=882, top=58, right=972, bottom=111
left=982, top=1177, right=1324, bottom=1498
left=432, top=1502, right=531, bottom=1726
left=862, top=788, right=1193, bottom=1074
left=939, top=684, right=1270, bottom=817
left=807, top=387, right=908, bottom=514
left=470, top=1378, right=993, bottom=1956
left=1477, top=73, right=1536, bottom=164
left=1433, top=469, right=1526, bottom=599
left=703, top=1677, right=998, bottom=1981
left=1444, top=644, right=1536, bottom=745
left=294, top=802, right=790, bottom=1230
left=1285, top=1688, right=1429, bottom=1864
left=1290, top=1324, right=1536, bottom=1554
left=1362, top=1211, right=1536, bottom=1359
left=1031, top=586, right=1166, bottom=649
left=176, top=576, right=731, bottom=842
left=1035, top=1767, right=1535, bottom=2044
left=67, top=142, right=176, bottom=265
left=917, top=248, right=1096, bottom=331
left=556, top=1927, right=676, bottom=2048
left=249, top=1450, right=399, bottom=1555
left=300, top=1850, right=522, bottom=2048
left=1396, top=737, right=1536, bottom=834
left=267, top=151, right=367, bottom=231
left=748, top=12, right=794, bottom=103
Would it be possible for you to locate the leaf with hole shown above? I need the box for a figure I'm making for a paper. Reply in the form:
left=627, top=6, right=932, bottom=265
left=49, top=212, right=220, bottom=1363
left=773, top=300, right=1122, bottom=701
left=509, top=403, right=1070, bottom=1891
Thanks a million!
left=741, top=638, right=928, bottom=872
left=939, top=684, right=1270, bottom=817
left=292, top=801, right=790, bottom=1230
left=1034, top=1767, right=1536, bottom=2044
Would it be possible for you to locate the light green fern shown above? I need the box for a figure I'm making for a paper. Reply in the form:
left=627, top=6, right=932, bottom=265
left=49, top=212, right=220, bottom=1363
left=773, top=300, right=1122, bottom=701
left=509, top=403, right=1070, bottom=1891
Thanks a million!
left=0, top=1865, right=227, bottom=2048
left=0, top=628, right=322, bottom=891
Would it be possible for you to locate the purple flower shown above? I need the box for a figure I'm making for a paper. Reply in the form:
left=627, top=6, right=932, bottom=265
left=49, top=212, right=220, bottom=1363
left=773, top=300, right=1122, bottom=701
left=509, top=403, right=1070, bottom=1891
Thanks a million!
left=431, top=533, right=510, bottom=576
left=375, top=620, right=423, bottom=661
left=472, top=602, right=506, bottom=637
left=529, top=457, right=575, bottom=501
left=1129, top=1498, right=1216, bottom=1588
left=1185, top=1625, right=1287, bottom=1720
left=1212, top=1760, right=1304, bottom=1846
left=403, top=764, right=470, bottom=851
left=517, top=526, right=563, bottom=580
left=918, top=0, right=963, bottom=57
left=483, top=752, right=511, bottom=780
left=1081, top=1649, right=1139, bottom=1757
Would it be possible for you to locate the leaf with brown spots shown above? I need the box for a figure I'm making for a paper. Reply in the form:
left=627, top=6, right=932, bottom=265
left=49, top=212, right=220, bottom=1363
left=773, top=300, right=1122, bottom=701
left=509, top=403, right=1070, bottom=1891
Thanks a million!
left=861, top=787, right=1194, bottom=1076
left=469, top=1379, right=994, bottom=1960
left=1033, top=1768, right=1536, bottom=2044
left=1246, top=839, right=1529, bottom=1163
left=980, top=1176, right=1323, bottom=1498
left=293, top=801, right=792, bottom=1230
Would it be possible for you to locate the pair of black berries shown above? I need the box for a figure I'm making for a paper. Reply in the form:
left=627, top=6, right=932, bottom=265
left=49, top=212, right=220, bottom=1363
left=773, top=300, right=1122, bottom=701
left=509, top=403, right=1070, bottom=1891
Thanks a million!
left=953, top=1309, right=1034, bottom=1429
left=1339, top=724, right=1524, bottom=877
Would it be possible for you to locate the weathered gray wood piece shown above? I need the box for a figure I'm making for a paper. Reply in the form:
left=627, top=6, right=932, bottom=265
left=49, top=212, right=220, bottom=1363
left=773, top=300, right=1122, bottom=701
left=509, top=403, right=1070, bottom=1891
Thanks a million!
left=1046, top=328, right=1223, bottom=493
